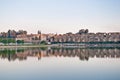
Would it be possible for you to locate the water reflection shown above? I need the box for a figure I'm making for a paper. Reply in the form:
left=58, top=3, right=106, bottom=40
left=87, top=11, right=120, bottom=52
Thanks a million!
left=0, top=47, right=120, bottom=61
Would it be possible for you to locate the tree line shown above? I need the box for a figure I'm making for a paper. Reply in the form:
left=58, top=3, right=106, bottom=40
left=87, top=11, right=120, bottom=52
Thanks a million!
left=0, top=38, right=24, bottom=45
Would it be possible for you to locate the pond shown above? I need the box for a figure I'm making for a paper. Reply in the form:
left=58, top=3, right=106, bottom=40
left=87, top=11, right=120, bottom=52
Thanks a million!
left=0, top=47, right=120, bottom=80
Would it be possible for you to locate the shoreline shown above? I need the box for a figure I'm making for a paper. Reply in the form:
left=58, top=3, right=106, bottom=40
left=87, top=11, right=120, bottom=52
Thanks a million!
left=0, top=44, right=120, bottom=49
left=0, top=45, right=49, bottom=49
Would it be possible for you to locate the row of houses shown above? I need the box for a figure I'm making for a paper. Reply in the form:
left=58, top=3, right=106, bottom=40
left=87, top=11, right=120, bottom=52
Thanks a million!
left=0, top=30, right=54, bottom=44
left=16, top=33, right=54, bottom=44
left=0, top=29, right=120, bottom=44
left=48, top=31, right=120, bottom=44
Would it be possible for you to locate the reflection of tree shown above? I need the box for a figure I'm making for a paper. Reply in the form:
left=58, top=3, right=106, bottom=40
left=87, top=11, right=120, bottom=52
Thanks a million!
left=0, top=48, right=120, bottom=61
left=0, top=49, right=25, bottom=61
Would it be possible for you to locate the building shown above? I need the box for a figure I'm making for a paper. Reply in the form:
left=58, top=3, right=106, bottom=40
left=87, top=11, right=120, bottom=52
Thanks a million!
left=48, top=29, right=120, bottom=45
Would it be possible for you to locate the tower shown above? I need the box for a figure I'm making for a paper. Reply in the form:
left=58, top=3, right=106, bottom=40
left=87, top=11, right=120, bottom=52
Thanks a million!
left=38, top=30, right=41, bottom=40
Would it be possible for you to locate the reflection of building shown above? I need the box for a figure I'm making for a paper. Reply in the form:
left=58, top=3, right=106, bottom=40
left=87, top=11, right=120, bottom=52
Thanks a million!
left=0, top=48, right=120, bottom=61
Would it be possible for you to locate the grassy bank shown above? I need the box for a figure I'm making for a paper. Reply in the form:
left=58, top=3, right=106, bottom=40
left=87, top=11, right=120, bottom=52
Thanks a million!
left=0, top=44, right=49, bottom=48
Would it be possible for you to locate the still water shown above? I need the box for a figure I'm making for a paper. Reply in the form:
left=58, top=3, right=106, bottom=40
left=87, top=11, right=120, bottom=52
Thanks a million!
left=0, top=47, right=120, bottom=80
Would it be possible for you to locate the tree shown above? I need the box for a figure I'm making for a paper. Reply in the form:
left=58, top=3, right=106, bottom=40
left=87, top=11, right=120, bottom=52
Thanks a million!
left=77, top=29, right=89, bottom=34
left=85, top=29, right=89, bottom=33
left=17, top=40, right=24, bottom=44
left=0, top=38, right=2, bottom=42
left=1, top=39, right=7, bottom=44
left=40, top=41, right=47, bottom=45
left=8, top=39, right=16, bottom=43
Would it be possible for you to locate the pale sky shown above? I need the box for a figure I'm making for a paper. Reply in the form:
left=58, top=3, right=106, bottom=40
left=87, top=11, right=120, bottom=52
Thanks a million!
left=0, top=0, right=120, bottom=34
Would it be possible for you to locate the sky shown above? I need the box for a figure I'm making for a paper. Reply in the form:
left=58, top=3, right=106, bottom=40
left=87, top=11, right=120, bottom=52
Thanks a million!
left=0, top=0, right=120, bottom=34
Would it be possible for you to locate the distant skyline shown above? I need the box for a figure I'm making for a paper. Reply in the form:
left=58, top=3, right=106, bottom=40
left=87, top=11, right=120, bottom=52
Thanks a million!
left=0, top=0, right=120, bottom=34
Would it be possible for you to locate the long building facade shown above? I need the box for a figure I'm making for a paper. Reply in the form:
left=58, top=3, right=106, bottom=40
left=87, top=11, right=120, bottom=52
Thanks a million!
left=48, top=29, right=120, bottom=45
left=0, top=29, right=120, bottom=45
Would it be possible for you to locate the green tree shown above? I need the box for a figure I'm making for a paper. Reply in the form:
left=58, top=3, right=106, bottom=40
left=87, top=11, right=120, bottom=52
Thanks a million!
left=1, top=39, right=7, bottom=44
left=8, top=39, right=16, bottom=43
left=40, top=41, right=47, bottom=45
left=17, top=40, right=24, bottom=44
left=0, top=38, right=3, bottom=43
